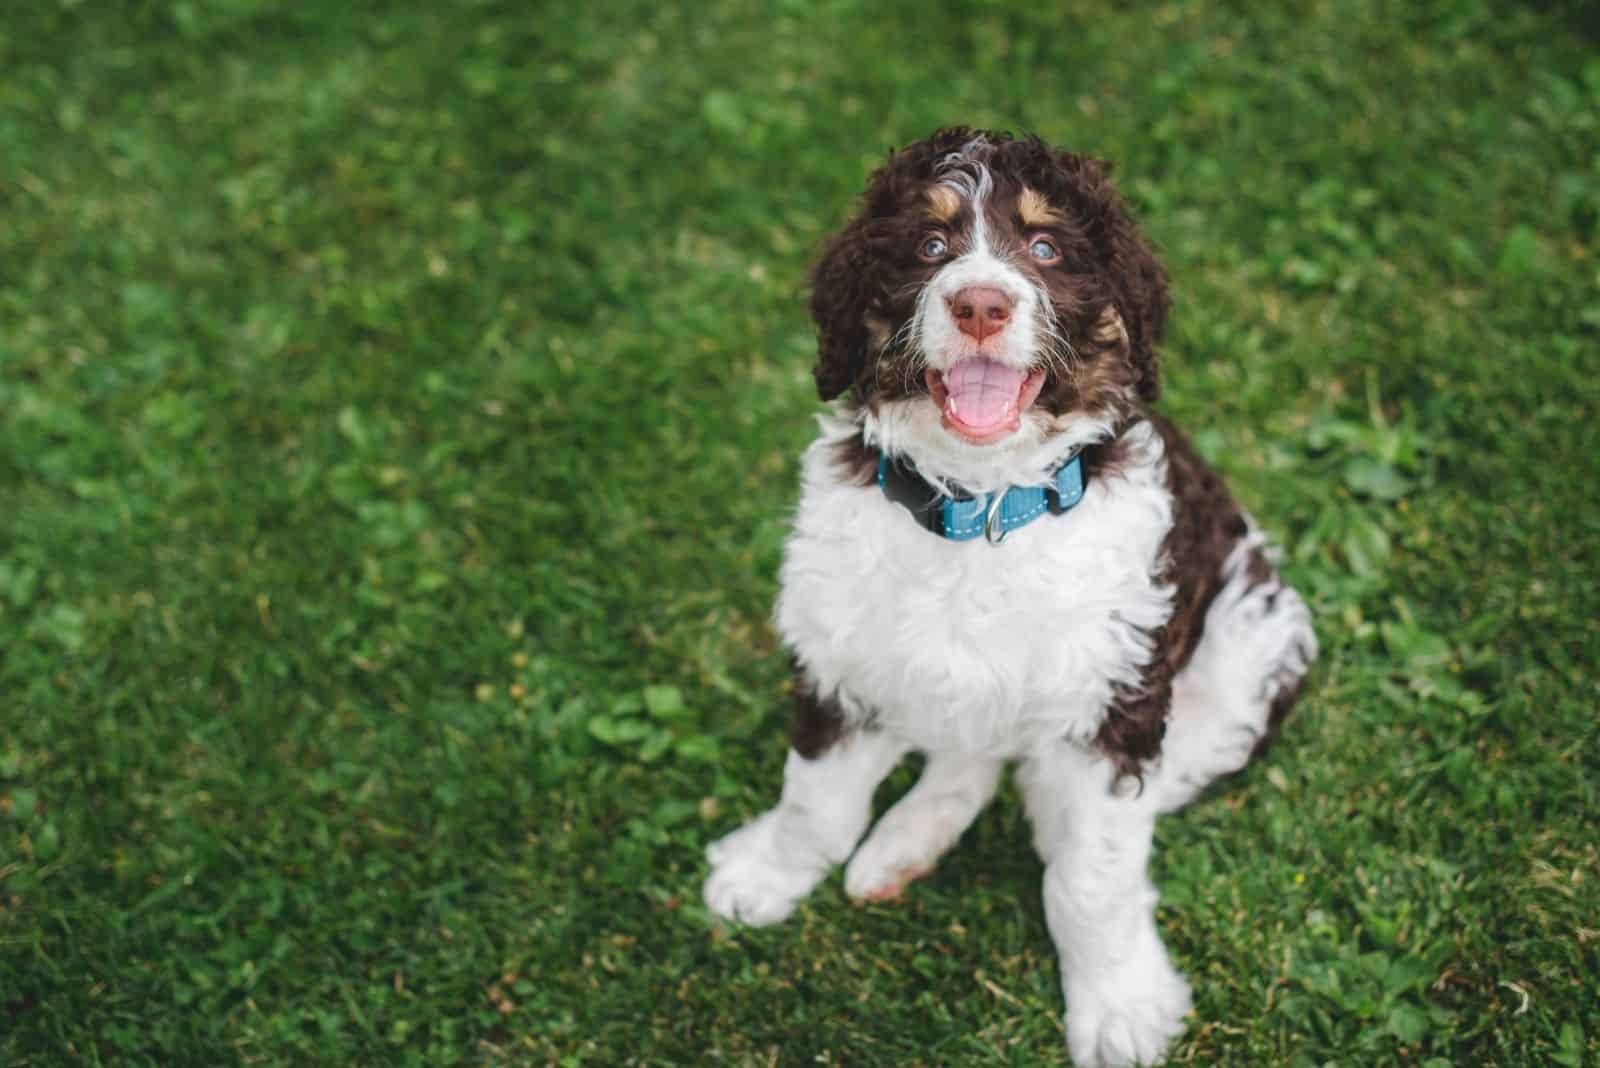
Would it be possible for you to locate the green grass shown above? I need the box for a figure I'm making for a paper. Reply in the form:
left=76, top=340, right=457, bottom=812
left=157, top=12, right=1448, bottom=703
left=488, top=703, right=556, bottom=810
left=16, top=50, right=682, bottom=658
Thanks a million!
left=1, top=1, right=1597, bottom=1065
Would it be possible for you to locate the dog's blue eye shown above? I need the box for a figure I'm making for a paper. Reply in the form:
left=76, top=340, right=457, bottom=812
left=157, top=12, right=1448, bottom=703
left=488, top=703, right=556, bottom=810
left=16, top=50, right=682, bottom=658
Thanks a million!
left=920, top=235, right=949, bottom=260
left=1029, top=238, right=1060, bottom=262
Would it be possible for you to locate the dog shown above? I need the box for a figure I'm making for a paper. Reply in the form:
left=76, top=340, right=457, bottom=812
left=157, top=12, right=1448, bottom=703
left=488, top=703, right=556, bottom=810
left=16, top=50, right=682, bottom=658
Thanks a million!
left=703, top=128, right=1316, bottom=1067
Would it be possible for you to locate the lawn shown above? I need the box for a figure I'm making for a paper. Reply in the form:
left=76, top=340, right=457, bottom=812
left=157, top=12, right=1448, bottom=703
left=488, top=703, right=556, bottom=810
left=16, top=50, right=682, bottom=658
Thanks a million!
left=1, top=1, right=1596, bottom=1065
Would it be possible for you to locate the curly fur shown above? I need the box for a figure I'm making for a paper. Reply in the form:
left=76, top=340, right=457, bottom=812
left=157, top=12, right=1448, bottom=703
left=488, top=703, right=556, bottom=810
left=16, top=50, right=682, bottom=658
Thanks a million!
left=708, top=129, right=1316, bottom=1068
left=810, top=128, right=1169, bottom=405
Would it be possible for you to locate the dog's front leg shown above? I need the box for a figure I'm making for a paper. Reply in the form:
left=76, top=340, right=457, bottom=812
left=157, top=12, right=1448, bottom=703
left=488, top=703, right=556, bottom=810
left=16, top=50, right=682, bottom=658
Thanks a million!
left=705, top=729, right=907, bottom=926
left=1021, top=744, right=1193, bottom=1067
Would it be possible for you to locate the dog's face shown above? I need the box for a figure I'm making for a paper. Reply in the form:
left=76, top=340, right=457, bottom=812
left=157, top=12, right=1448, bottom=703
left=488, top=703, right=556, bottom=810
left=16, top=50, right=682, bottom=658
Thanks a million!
left=810, top=129, right=1170, bottom=471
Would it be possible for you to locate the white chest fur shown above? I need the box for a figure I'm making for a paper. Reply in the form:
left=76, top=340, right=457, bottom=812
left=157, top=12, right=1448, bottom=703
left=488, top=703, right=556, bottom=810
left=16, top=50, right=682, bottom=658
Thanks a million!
left=776, top=416, right=1177, bottom=757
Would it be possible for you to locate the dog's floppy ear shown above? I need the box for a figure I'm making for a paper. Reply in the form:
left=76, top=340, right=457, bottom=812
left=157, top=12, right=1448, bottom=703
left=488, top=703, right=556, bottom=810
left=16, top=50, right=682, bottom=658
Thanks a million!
left=809, top=130, right=980, bottom=402
left=808, top=213, right=876, bottom=402
left=1055, top=153, right=1171, bottom=402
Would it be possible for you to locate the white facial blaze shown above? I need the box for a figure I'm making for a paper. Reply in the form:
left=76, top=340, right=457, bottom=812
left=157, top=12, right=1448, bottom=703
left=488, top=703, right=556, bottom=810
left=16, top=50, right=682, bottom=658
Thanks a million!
left=961, top=153, right=993, bottom=258
left=912, top=155, right=1041, bottom=377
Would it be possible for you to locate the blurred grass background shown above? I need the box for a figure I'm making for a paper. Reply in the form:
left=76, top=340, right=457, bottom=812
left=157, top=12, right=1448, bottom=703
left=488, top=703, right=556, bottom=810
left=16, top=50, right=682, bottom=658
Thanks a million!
left=1, top=1, right=1596, bottom=1065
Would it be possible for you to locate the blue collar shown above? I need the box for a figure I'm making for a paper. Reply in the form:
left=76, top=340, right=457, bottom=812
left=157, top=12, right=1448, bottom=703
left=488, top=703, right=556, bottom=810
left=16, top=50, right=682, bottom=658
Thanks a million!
left=875, top=448, right=1086, bottom=544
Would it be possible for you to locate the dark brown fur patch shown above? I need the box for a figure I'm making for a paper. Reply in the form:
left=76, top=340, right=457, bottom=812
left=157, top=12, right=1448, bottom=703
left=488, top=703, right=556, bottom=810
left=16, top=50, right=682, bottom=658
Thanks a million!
left=1092, top=413, right=1312, bottom=781
left=809, top=130, right=982, bottom=402
left=1093, top=413, right=1258, bottom=781
left=1079, top=421, right=1139, bottom=485
left=1250, top=675, right=1305, bottom=761
left=788, top=657, right=848, bottom=759
left=1032, top=309, right=1138, bottom=425
left=827, top=433, right=879, bottom=486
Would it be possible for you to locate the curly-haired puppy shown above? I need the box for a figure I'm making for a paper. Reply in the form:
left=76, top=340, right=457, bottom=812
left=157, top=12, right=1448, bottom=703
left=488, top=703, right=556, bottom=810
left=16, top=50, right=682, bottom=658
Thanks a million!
left=704, top=129, right=1316, bottom=1067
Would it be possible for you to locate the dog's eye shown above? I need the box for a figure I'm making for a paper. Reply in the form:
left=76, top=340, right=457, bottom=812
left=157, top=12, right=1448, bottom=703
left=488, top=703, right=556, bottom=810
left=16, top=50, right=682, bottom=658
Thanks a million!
left=919, top=235, right=949, bottom=261
left=1028, top=237, right=1061, bottom=264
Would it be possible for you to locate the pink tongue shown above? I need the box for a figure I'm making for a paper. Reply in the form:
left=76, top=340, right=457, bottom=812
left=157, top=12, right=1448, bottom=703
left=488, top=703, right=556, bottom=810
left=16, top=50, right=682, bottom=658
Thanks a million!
left=944, top=358, right=1025, bottom=430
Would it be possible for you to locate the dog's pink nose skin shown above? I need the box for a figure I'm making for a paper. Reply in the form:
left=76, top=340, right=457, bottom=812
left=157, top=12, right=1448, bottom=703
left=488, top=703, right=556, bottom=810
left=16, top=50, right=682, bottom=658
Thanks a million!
left=948, top=286, right=1014, bottom=342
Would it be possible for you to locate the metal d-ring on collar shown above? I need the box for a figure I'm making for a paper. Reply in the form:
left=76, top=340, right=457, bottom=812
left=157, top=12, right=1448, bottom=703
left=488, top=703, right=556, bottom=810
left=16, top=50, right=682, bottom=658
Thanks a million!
left=983, top=492, right=1010, bottom=545
left=875, top=446, right=1087, bottom=544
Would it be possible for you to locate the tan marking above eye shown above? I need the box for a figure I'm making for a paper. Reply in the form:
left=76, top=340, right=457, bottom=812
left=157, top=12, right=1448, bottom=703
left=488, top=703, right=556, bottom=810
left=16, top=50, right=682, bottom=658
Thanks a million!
left=926, top=185, right=962, bottom=222
left=1018, top=187, right=1062, bottom=227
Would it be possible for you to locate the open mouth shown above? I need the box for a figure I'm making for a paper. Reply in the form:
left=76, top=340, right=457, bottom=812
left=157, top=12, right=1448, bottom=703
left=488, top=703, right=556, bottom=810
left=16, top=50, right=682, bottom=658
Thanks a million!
left=925, top=358, right=1047, bottom=445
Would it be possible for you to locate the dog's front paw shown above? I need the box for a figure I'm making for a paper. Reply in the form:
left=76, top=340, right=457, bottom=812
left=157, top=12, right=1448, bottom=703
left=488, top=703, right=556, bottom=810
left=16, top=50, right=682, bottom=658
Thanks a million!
left=703, top=812, right=827, bottom=927
left=1064, top=947, right=1192, bottom=1067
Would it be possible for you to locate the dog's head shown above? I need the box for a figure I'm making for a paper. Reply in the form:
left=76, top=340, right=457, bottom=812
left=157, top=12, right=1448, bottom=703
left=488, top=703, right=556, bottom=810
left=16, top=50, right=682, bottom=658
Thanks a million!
left=810, top=129, right=1169, bottom=481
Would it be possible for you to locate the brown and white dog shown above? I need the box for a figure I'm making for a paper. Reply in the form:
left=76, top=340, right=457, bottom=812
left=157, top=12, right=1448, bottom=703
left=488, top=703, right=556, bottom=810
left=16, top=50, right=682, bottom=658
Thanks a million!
left=704, top=129, right=1316, bottom=1067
